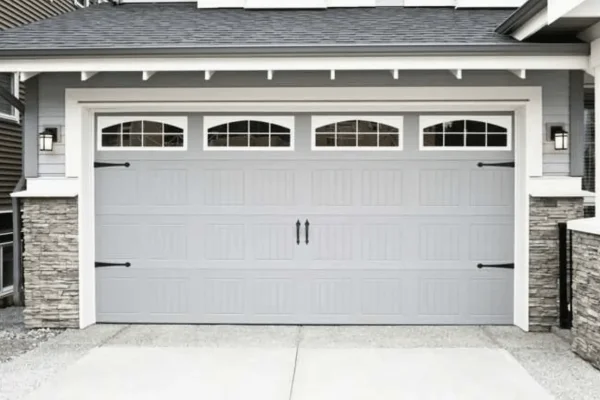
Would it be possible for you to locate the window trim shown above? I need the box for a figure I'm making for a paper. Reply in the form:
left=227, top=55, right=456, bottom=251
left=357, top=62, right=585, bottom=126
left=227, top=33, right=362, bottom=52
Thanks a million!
left=0, top=73, right=20, bottom=122
left=311, top=115, right=404, bottom=151
left=97, top=116, right=188, bottom=151
left=203, top=116, right=295, bottom=151
left=419, top=115, right=512, bottom=151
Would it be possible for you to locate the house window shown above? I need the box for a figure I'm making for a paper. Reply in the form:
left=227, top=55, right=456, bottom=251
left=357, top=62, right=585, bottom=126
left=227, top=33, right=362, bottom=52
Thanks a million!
left=0, top=73, right=19, bottom=121
left=204, top=117, right=294, bottom=150
left=97, top=116, right=187, bottom=150
left=419, top=116, right=512, bottom=150
left=311, top=116, right=403, bottom=150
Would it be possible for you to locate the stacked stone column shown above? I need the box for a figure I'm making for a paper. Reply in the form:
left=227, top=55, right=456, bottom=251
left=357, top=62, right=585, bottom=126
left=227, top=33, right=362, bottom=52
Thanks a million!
left=21, top=197, right=79, bottom=328
left=529, top=197, right=584, bottom=331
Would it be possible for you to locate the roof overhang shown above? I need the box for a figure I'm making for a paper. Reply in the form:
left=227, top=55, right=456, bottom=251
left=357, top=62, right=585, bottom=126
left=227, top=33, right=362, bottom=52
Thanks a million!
left=0, top=54, right=590, bottom=82
left=497, top=0, right=600, bottom=42
left=0, top=42, right=590, bottom=58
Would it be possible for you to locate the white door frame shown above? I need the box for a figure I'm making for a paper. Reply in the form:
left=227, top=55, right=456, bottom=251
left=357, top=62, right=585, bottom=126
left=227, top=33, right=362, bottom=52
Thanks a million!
left=65, top=86, right=543, bottom=329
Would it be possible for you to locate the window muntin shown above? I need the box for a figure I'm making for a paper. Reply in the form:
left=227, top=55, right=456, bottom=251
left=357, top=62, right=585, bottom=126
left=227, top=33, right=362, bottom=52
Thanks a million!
left=0, top=73, right=19, bottom=121
left=312, top=116, right=403, bottom=150
left=97, top=116, right=187, bottom=150
left=419, top=116, right=512, bottom=151
left=204, top=116, right=294, bottom=150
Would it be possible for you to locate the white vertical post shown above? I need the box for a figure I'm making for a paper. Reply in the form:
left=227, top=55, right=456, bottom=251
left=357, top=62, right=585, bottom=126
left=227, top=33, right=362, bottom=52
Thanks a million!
left=592, top=39, right=600, bottom=212
left=595, top=66, right=600, bottom=212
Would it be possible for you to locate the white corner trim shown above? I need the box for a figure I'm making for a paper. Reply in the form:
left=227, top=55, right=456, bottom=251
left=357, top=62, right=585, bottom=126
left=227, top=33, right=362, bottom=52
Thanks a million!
left=529, top=176, right=593, bottom=198
left=510, top=69, right=527, bottom=80
left=19, top=72, right=40, bottom=82
left=81, top=71, right=98, bottom=82
left=513, top=8, right=548, bottom=41
left=568, top=217, right=600, bottom=236
left=142, top=71, right=156, bottom=81
left=450, top=69, right=462, bottom=80
left=11, top=178, right=79, bottom=198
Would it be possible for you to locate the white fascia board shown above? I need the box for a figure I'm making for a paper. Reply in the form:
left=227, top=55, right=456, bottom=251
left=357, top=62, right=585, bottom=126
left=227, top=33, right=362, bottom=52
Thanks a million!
left=403, top=0, right=454, bottom=6
left=328, top=0, right=375, bottom=6
left=197, top=0, right=243, bottom=7
left=566, top=1, right=600, bottom=18
left=512, top=8, right=548, bottom=41
left=0, top=55, right=589, bottom=73
left=246, top=0, right=326, bottom=7
left=547, top=0, right=585, bottom=24
left=456, top=0, right=526, bottom=7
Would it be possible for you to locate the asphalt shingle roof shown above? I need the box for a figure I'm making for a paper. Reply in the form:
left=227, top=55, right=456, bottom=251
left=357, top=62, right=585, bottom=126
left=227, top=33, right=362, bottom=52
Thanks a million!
left=0, top=2, right=587, bottom=56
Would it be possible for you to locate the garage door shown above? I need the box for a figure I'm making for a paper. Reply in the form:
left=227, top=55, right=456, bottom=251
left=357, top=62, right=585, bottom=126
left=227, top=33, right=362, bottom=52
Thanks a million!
left=95, top=114, right=514, bottom=324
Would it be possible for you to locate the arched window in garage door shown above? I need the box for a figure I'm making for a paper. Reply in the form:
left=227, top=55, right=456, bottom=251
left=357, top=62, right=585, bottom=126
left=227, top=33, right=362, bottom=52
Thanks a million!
left=419, top=116, right=512, bottom=150
left=311, top=116, right=404, bottom=150
left=204, top=116, right=294, bottom=150
left=97, top=116, right=188, bottom=150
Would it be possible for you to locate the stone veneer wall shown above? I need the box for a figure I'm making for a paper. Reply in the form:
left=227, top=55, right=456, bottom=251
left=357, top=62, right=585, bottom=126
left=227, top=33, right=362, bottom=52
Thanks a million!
left=529, top=197, right=584, bottom=332
left=572, top=231, right=600, bottom=370
left=22, top=197, right=79, bottom=328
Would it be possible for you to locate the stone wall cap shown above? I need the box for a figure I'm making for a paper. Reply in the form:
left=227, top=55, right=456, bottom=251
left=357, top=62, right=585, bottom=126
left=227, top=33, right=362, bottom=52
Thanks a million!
left=529, top=190, right=593, bottom=198
left=568, top=218, right=600, bottom=236
left=11, top=178, right=79, bottom=198
left=12, top=190, right=78, bottom=198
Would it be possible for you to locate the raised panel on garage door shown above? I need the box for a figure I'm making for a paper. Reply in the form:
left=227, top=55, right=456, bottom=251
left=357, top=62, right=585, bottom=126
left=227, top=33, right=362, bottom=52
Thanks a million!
left=95, top=114, right=514, bottom=325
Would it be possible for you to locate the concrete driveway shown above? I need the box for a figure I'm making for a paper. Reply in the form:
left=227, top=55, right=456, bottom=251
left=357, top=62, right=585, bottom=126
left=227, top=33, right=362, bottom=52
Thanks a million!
left=1, top=325, right=600, bottom=400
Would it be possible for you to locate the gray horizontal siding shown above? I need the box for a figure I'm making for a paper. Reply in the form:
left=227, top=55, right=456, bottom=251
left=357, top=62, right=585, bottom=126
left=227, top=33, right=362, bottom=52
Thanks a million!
left=0, top=118, right=21, bottom=211
left=0, top=80, right=24, bottom=212
left=36, top=70, right=570, bottom=177
left=0, top=0, right=76, bottom=31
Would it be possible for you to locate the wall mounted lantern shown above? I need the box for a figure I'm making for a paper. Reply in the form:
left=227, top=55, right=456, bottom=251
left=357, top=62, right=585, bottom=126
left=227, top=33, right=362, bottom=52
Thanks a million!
left=39, top=128, right=58, bottom=152
left=548, top=124, right=569, bottom=151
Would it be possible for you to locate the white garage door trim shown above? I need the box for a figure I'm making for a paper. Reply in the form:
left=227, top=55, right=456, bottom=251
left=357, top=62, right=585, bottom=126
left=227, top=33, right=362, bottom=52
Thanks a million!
left=66, top=86, right=543, bottom=330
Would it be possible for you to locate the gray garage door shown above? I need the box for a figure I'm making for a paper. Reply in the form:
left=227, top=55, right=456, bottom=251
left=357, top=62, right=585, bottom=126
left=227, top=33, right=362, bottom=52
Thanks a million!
left=95, top=114, right=514, bottom=324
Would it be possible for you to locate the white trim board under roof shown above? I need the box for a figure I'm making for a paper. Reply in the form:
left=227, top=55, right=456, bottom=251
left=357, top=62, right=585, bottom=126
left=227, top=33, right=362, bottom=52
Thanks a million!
left=0, top=55, right=589, bottom=77
left=120, top=0, right=527, bottom=7
left=192, top=0, right=526, bottom=7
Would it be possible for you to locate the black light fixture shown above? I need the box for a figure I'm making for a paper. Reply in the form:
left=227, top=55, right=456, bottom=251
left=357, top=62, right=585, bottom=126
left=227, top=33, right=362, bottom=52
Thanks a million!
left=549, top=124, right=569, bottom=151
left=39, top=128, right=58, bottom=152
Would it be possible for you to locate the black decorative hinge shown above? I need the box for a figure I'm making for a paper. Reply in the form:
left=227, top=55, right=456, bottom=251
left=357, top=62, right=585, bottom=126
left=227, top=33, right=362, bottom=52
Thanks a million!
left=94, top=162, right=131, bottom=169
left=95, top=261, right=131, bottom=268
left=477, top=162, right=515, bottom=168
left=477, top=263, right=515, bottom=270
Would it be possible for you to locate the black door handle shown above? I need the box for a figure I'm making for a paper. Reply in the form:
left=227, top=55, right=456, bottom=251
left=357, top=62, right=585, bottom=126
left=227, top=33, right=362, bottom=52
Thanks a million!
left=296, top=220, right=301, bottom=245
left=477, top=162, right=515, bottom=168
left=95, top=261, right=131, bottom=268
left=477, top=263, right=515, bottom=269
left=94, top=162, right=131, bottom=169
left=305, top=220, right=310, bottom=245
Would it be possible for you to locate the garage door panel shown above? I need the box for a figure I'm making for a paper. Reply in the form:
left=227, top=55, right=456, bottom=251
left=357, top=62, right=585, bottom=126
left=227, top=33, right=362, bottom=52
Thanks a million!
left=469, top=223, right=513, bottom=261
left=469, top=169, right=513, bottom=207
left=96, top=268, right=512, bottom=324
